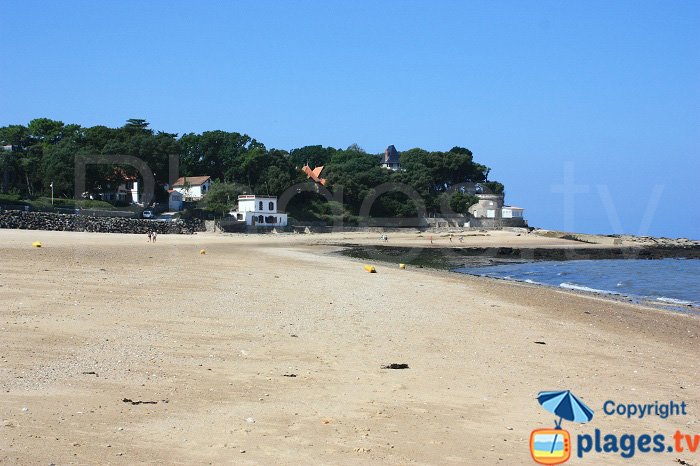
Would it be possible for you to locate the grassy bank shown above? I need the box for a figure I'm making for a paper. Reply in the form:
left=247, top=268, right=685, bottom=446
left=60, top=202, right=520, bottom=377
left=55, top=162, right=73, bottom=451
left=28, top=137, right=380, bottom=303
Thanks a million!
left=0, top=194, right=118, bottom=210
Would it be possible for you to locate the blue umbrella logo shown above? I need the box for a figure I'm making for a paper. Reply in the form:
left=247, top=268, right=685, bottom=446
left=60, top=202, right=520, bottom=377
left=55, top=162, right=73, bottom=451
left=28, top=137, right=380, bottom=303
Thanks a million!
left=537, top=390, right=594, bottom=428
left=536, top=390, right=594, bottom=457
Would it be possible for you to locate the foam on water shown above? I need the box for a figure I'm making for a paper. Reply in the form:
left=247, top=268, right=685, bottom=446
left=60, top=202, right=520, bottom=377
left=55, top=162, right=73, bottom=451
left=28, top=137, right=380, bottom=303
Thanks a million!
left=656, top=297, right=695, bottom=306
left=455, top=258, right=700, bottom=310
left=559, top=282, right=621, bottom=295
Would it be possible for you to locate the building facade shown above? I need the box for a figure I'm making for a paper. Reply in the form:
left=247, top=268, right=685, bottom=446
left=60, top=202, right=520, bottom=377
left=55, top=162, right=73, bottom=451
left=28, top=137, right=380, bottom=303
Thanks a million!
left=99, top=179, right=139, bottom=204
left=171, top=176, right=212, bottom=200
left=468, top=193, right=527, bottom=227
left=168, top=190, right=184, bottom=211
left=230, top=195, right=288, bottom=227
left=381, top=145, right=401, bottom=170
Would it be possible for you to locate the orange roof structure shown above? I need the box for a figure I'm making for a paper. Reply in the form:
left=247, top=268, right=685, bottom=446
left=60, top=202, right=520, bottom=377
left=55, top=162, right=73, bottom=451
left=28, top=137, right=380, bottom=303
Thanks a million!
left=302, top=164, right=327, bottom=186
left=172, top=176, right=211, bottom=187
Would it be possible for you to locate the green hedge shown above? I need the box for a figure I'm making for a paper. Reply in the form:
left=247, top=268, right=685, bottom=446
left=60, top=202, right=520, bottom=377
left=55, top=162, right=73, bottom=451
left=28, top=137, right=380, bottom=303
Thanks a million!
left=0, top=194, right=117, bottom=210
left=0, top=194, right=29, bottom=206
left=29, top=197, right=117, bottom=210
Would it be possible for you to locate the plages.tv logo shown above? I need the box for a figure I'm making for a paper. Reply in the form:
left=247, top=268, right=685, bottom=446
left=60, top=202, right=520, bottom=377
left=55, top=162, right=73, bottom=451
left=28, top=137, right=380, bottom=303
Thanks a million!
left=530, top=390, right=594, bottom=465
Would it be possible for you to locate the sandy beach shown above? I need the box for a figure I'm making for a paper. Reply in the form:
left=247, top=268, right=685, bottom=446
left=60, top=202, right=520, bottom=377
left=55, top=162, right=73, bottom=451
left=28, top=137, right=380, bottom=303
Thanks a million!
left=0, top=229, right=698, bottom=465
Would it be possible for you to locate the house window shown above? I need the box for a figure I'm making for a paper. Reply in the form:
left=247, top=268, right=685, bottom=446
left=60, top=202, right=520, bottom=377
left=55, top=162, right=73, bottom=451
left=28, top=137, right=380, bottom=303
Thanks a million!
left=237, top=213, right=243, bottom=220
left=202, top=184, right=207, bottom=192
left=259, top=201, right=263, bottom=210
left=258, top=215, right=264, bottom=223
left=268, top=201, right=274, bottom=211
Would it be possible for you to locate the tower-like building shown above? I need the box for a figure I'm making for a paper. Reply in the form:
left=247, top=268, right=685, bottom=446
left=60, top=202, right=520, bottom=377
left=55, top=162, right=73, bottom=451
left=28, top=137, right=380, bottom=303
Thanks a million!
left=381, top=145, right=401, bottom=171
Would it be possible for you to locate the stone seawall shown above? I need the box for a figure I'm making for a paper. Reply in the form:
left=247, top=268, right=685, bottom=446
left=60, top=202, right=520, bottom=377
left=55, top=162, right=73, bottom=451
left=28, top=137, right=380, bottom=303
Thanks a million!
left=467, top=217, right=528, bottom=228
left=0, top=211, right=204, bottom=234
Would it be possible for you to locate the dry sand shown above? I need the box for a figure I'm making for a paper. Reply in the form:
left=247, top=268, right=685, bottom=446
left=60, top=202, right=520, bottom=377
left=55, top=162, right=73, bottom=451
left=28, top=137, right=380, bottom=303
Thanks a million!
left=0, top=229, right=698, bottom=465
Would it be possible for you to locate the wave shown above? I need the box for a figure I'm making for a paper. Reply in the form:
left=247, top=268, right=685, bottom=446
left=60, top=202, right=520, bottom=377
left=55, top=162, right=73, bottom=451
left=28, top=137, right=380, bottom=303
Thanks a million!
left=559, top=282, right=621, bottom=296
left=655, top=297, right=695, bottom=306
left=456, top=259, right=700, bottom=310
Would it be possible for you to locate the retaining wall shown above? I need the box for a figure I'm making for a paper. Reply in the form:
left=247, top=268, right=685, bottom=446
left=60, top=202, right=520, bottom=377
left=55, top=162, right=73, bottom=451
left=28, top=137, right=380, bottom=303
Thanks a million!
left=0, top=211, right=204, bottom=234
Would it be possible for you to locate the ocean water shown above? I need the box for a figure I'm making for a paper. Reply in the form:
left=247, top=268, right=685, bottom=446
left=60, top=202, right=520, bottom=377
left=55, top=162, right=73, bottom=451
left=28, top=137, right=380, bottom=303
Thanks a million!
left=455, top=258, right=700, bottom=308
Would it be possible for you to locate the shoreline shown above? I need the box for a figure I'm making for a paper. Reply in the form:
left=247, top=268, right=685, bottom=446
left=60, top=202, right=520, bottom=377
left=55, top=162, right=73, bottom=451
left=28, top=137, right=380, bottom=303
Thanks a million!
left=337, top=243, right=700, bottom=269
left=455, top=269, right=699, bottom=315
left=335, top=244, right=700, bottom=314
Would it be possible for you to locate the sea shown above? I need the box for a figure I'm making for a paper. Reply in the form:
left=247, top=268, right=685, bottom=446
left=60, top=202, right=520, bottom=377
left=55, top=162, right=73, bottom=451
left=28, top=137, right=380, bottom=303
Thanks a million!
left=455, top=258, right=700, bottom=310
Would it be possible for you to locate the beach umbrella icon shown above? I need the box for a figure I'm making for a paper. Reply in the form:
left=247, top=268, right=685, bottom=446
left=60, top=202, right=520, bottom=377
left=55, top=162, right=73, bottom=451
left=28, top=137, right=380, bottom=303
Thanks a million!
left=535, top=390, right=594, bottom=459
left=537, top=390, right=594, bottom=428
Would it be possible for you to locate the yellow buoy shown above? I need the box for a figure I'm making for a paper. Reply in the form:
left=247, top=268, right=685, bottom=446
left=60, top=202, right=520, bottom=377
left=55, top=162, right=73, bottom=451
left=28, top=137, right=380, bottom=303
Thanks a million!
left=399, top=263, right=406, bottom=269
left=363, top=264, right=376, bottom=273
left=32, top=241, right=42, bottom=248
left=199, top=249, right=206, bottom=255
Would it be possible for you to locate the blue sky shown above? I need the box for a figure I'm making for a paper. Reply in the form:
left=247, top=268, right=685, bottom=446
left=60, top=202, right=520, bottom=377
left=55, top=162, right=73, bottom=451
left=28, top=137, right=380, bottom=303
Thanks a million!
left=1, top=1, right=698, bottom=238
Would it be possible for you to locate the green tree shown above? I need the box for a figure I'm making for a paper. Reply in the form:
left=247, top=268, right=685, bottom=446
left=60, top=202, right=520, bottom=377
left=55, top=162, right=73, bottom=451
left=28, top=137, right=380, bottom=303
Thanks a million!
left=0, top=118, right=507, bottom=222
left=202, top=182, right=246, bottom=215
left=445, top=191, right=479, bottom=214
left=28, top=118, right=65, bottom=145
left=289, top=145, right=336, bottom=168
left=480, top=181, right=504, bottom=194
left=124, top=119, right=151, bottom=132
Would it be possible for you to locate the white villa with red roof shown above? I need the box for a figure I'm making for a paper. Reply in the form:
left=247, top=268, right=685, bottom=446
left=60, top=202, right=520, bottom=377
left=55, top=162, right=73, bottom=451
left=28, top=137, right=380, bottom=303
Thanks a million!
left=171, top=176, right=212, bottom=201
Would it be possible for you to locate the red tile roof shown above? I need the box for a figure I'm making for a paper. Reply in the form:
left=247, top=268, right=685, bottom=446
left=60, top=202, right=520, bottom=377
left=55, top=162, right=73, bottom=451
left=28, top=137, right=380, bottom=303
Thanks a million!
left=172, top=176, right=211, bottom=187
left=302, top=165, right=327, bottom=186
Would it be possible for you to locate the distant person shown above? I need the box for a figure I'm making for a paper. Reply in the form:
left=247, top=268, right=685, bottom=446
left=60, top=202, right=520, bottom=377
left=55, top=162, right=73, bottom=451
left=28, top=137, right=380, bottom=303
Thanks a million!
left=459, top=236, right=464, bottom=243
left=152, top=231, right=157, bottom=243
left=147, top=231, right=152, bottom=243
left=449, top=233, right=453, bottom=243
left=429, top=235, right=433, bottom=245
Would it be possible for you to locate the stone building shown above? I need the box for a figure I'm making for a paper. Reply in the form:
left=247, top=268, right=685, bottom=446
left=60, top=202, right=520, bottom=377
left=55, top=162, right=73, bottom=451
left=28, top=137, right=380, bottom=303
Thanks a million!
left=468, top=193, right=526, bottom=228
left=381, top=145, right=401, bottom=171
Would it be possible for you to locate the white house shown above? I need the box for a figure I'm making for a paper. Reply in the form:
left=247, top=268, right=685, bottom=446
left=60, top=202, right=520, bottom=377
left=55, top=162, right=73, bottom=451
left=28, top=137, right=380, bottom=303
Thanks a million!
left=172, top=176, right=212, bottom=200
left=168, top=190, right=185, bottom=211
left=99, top=179, right=139, bottom=204
left=501, top=206, right=525, bottom=219
left=230, top=195, right=288, bottom=227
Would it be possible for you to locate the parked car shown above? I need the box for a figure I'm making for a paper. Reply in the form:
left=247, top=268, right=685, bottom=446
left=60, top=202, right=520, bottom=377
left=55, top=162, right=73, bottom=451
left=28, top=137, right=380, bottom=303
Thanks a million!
left=142, top=210, right=154, bottom=219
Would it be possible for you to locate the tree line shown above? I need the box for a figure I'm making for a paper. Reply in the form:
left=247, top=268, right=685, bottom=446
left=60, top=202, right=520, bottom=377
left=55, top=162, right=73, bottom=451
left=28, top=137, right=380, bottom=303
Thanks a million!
left=0, top=118, right=505, bottom=222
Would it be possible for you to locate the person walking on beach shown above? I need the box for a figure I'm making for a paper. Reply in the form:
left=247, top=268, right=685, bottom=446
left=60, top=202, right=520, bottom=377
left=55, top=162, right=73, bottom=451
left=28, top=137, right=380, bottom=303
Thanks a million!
left=429, top=235, right=433, bottom=245
left=449, top=233, right=453, bottom=243
left=147, top=231, right=152, bottom=243
left=152, top=231, right=157, bottom=243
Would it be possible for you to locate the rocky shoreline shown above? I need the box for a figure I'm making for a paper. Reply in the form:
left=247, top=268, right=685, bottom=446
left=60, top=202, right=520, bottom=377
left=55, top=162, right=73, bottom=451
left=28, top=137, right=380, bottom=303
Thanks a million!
left=0, top=210, right=205, bottom=234
left=338, top=243, right=700, bottom=269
